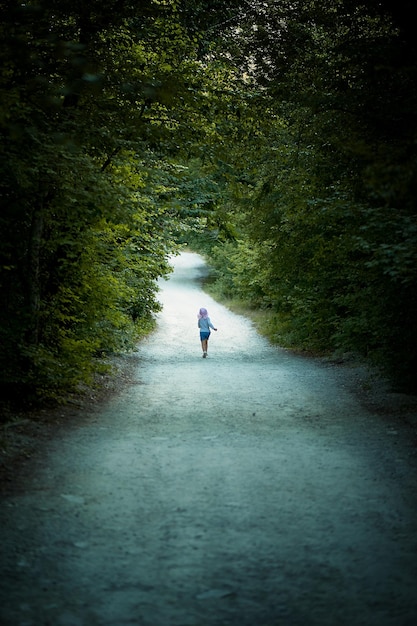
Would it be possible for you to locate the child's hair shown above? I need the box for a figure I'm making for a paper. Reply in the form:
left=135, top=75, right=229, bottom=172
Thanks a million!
left=197, top=307, right=208, bottom=319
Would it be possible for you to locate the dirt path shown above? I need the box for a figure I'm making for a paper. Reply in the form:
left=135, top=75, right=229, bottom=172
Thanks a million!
left=1, top=251, right=417, bottom=626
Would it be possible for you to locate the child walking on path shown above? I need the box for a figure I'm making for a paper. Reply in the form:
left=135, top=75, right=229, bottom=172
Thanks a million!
left=197, top=307, right=217, bottom=358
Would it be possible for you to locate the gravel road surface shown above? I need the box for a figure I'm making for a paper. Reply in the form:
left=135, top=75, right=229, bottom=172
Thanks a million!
left=1, top=251, right=417, bottom=626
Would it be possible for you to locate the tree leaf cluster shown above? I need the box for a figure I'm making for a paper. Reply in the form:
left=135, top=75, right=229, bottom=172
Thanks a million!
left=0, top=0, right=241, bottom=407
left=199, top=0, right=417, bottom=391
left=1, top=0, right=417, bottom=407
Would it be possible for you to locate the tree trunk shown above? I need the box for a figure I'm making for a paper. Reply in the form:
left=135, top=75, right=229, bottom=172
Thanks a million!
left=27, top=203, right=44, bottom=346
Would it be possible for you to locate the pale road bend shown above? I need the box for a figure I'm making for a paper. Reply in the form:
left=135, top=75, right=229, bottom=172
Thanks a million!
left=1, top=251, right=417, bottom=625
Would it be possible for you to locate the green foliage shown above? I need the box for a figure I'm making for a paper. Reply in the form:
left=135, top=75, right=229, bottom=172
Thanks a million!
left=1, top=0, right=417, bottom=406
left=199, top=0, right=417, bottom=391
left=0, top=0, right=225, bottom=406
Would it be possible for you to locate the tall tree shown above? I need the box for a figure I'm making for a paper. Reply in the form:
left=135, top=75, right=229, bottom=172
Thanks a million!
left=200, top=0, right=417, bottom=390
left=0, top=0, right=242, bottom=406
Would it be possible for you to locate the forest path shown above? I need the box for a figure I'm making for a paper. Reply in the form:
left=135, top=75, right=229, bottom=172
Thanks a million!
left=1, top=251, right=417, bottom=626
